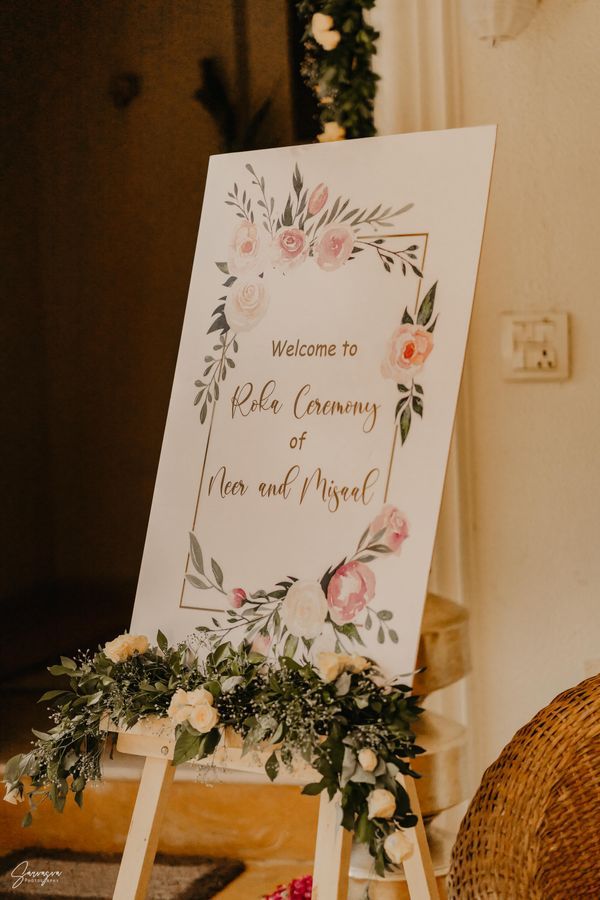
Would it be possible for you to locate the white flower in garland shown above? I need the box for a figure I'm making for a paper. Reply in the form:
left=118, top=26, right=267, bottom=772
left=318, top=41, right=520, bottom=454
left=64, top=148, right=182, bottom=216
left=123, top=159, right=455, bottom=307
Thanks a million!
left=167, top=686, right=216, bottom=728
left=317, top=121, right=346, bottom=143
left=384, top=830, right=414, bottom=864
left=188, top=704, right=219, bottom=734
left=316, top=651, right=369, bottom=683
left=104, top=633, right=149, bottom=664
left=358, top=748, right=378, bottom=773
left=311, top=12, right=341, bottom=50
left=317, top=651, right=346, bottom=683
left=367, top=788, right=397, bottom=820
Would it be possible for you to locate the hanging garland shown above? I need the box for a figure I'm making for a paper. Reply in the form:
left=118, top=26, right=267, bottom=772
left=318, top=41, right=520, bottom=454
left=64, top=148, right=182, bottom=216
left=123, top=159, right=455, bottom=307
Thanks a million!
left=3, top=635, right=423, bottom=877
left=296, top=0, right=380, bottom=141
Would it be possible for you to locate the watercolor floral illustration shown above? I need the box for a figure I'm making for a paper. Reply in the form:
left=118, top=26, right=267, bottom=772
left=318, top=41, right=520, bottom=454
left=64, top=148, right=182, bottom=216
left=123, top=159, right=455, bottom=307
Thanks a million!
left=188, top=504, right=410, bottom=656
left=193, top=162, right=428, bottom=426
left=381, top=280, right=439, bottom=444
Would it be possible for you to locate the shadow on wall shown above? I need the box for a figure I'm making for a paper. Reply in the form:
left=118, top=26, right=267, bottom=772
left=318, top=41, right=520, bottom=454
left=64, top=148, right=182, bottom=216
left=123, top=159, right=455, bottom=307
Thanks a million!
left=0, top=0, right=308, bottom=678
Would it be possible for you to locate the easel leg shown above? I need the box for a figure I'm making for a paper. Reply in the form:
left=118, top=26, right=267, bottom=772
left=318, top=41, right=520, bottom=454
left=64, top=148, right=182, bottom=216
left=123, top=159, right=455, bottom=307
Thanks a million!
left=399, top=774, right=440, bottom=899
left=312, top=792, right=352, bottom=900
left=113, top=755, right=176, bottom=900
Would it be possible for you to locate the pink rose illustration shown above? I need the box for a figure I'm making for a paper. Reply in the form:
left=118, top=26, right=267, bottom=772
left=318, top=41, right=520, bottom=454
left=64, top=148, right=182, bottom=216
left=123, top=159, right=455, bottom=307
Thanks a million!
left=228, top=588, right=247, bottom=609
left=315, top=225, right=354, bottom=271
left=271, top=227, right=308, bottom=269
left=308, top=183, right=328, bottom=216
left=228, top=221, right=262, bottom=276
left=381, top=324, right=433, bottom=379
left=327, top=561, right=376, bottom=625
left=224, top=279, right=268, bottom=332
left=368, top=505, right=409, bottom=555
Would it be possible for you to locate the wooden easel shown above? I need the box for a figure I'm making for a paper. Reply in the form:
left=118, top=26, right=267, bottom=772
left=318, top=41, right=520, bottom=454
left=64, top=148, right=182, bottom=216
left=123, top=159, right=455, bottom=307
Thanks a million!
left=108, top=720, right=439, bottom=900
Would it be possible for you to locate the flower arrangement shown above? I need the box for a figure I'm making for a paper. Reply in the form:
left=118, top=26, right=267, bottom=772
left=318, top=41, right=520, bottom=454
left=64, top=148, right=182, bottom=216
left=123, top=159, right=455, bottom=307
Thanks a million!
left=296, top=1, right=380, bottom=141
left=188, top=504, right=409, bottom=656
left=3, top=638, right=423, bottom=876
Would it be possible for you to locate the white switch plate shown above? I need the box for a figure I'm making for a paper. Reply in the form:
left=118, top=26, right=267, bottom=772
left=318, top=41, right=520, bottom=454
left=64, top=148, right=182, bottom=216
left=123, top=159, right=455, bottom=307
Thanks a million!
left=501, top=312, right=569, bottom=381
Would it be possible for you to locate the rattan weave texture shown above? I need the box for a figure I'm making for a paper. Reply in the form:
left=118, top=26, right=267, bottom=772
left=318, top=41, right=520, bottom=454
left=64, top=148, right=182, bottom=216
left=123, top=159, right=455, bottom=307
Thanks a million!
left=447, top=673, right=600, bottom=899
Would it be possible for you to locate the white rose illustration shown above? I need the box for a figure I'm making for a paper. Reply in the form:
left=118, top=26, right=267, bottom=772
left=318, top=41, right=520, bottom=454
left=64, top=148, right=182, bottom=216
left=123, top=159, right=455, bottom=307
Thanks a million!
left=224, top=279, right=268, bottom=332
left=228, top=221, right=263, bottom=276
left=281, top=580, right=328, bottom=639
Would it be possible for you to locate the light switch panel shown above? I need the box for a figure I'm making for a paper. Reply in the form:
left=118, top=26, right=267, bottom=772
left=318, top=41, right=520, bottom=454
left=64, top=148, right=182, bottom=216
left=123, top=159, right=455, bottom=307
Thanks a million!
left=501, top=312, right=569, bottom=381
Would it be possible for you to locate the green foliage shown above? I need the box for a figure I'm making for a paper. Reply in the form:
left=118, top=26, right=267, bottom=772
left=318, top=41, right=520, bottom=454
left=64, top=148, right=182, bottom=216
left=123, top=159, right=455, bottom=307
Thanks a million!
left=3, top=636, right=423, bottom=875
left=296, top=0, right=380, bottom=139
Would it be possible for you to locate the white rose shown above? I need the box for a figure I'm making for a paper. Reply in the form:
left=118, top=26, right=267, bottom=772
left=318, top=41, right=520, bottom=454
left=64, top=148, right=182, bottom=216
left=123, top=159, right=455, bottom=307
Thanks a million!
left=225, top=279, right=268, bottom=332
left=346, top=655, right=369, bottom=674
left=358, top=748, right=378, bottom=772
left=281, top=581, right=328, bottom=639
left=384, top=830, right=414, bottom=864
left=317, top=121, right=346, bottom=143
left=317, top=651, right=346, bottom=683
left=367, top=788, right=396, bottom=820
left=188, top=704, right=220, bottom=734
left=4, top=785, right=23, bottom=805
left=130, top=635, right=150, bottom=655
left=317, top=29, right=341, bottom=50
left=186, top=687, right=214, bottom=707
left=311, top=12, right=341, bottom=50
left=312, top=12, right=334, bottom=33
left=167, top=688, right=192, bottom=724
left=104, top=633, right=149, bottom=664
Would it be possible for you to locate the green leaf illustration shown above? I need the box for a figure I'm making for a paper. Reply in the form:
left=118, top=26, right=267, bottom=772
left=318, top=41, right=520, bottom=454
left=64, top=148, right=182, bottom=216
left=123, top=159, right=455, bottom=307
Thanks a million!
left=400, top=405, right=412, bottom=444
left=186, top=574, right=211, bottom=590
left=412, top=395, right=423, bottom=417
left=417, top=282, right=437, bottom=326
left=189, top=533, right=204, bottom=574
left=211, top=558, right=224, bottom=588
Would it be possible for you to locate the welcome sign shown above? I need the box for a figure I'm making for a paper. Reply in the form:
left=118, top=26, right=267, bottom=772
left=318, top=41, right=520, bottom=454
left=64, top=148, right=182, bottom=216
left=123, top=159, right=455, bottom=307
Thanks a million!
left=131, top=127, right=495, bottom=677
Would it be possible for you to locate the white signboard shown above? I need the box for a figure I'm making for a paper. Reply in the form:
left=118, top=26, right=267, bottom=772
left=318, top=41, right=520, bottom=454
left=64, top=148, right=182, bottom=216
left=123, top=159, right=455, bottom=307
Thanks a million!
left=131, top=126, right=495, bottom=677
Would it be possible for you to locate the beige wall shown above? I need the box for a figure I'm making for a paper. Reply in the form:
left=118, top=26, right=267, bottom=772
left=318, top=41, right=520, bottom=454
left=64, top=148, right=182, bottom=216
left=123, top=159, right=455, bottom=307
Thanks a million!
left=457, top=0, right=600, bottom=771
left=375, top=0, right=600, bottom=778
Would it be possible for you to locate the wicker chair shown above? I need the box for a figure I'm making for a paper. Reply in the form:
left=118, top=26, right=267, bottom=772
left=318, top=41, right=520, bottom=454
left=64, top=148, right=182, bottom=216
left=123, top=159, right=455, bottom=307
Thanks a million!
left=447, top=673, right=600, bottom=899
